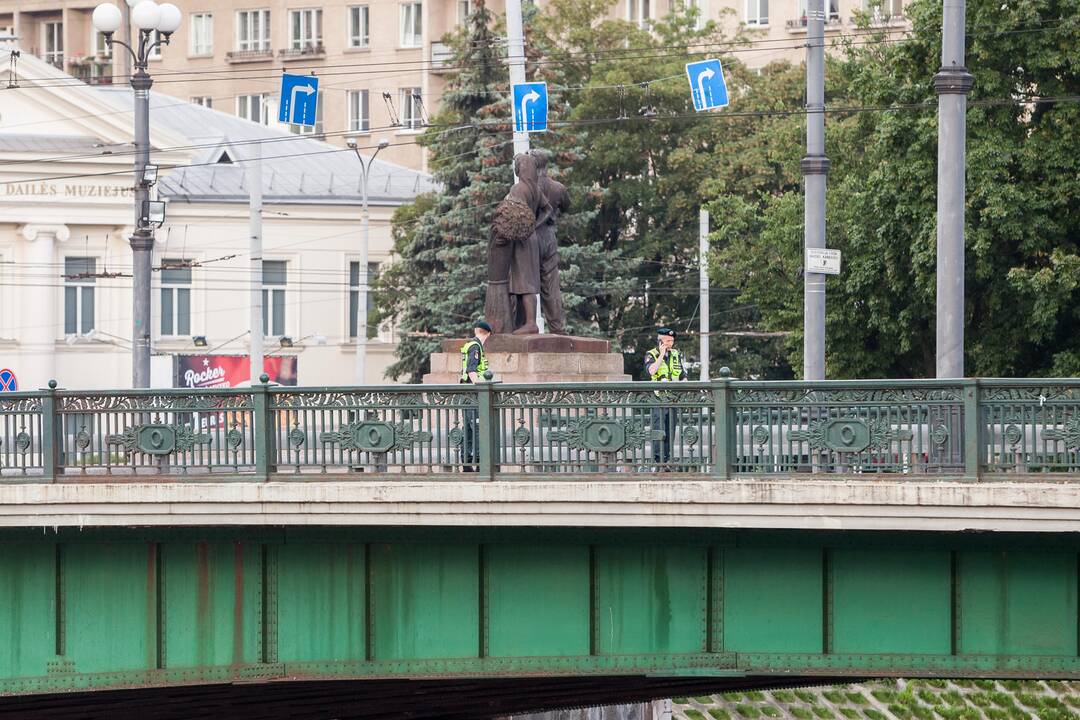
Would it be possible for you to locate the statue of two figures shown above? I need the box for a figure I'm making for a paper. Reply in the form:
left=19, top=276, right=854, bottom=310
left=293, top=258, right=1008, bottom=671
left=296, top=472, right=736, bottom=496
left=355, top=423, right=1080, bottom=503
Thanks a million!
left=486, top=150, right=571, bottom=335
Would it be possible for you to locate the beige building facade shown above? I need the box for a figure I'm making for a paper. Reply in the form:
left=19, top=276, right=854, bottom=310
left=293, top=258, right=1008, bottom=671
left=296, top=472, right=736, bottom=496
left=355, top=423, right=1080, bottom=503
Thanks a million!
left=0, top=52, right=434, bottom=390
left=2, top=0, right=907, bottom=172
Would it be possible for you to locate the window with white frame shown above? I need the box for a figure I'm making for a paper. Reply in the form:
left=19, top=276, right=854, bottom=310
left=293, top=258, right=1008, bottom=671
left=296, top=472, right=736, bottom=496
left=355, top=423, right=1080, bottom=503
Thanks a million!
left=189, top=13, right=213, bottom=54
left=745, top=0, right=768, bottom=24
left=236, top=9, right=271, bottom=51
left=400, top=87, right=422, bottom=130
left=289, top=90, right=323, bottom=134
left=399, top=2, right=422, bottom=47
left=457, top=0, right=472, bottom=24
left=348, top=5, right=369, bottom=47
left=862, top=0, right=903, bottom=17
left=685, top=0, right=706, bottom=29
left=627, top=0, right=652, bottom=28
left=797, top=0, right=840, bottom=21
left=191, top=96, right=213, bottom=108
left=349, top=261, right=381, bottom=340
left=289, top=8, right=323, bottom=50
left=348, top=89, right=369, bottom=132
left=92, top=28, right=111, bottom=57
left=237, top=93, right=270, bottom=124
left=43, top=21, right=63, bottom=68
left=64, top=257, right=95, bottom=335
left=160, top=260, right=192, bottom=337
left=262, top=260, right=287, bottom=337
left=146, top=29, right=165, bottom=58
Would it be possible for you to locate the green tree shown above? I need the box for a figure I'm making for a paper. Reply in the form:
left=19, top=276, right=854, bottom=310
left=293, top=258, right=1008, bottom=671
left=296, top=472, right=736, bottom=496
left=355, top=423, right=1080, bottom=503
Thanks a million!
left=715, top=0, right=1080, bottom=378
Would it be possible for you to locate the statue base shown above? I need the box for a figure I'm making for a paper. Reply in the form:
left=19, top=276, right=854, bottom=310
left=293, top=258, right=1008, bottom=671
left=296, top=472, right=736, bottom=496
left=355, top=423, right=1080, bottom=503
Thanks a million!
left=423, top=334, right=631, bottom=384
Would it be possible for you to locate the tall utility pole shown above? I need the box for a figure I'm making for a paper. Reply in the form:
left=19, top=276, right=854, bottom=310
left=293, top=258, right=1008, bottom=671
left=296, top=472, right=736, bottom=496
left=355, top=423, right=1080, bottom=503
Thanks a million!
left=248, top=141, right=263, bottom=385
left=801, top=0, right=829, bottom=381
left=348, top=137, right=390, bottom=385
left=505, top=0, right=530, bottom=159
left=699, top=209, right=710, bottom=381
left=934, top=0, right=973, bottom=378
left=505, top=0, right=539, bottom=332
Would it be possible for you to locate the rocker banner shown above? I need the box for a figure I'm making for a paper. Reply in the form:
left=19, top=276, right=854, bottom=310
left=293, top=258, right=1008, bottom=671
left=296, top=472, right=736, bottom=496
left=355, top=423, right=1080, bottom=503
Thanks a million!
left=174, top=355, right=298, bottom=389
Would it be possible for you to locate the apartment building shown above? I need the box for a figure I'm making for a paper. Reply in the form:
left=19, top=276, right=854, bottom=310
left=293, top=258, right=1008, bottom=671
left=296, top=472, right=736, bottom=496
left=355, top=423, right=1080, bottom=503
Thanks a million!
left=1, top=0, right=907, bottom=173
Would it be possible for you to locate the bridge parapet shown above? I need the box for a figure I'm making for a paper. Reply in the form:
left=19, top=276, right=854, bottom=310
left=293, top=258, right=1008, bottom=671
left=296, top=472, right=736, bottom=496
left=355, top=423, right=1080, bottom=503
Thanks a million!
left=1, top=378, right=1078, bottom=481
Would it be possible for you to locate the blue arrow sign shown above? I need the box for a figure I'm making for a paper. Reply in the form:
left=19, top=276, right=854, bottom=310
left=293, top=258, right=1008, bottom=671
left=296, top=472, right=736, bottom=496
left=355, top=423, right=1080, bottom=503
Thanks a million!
left=278, top=74, right=320, bottom=126
left=512, top=82, right=548, bottom=133
left=686, top=59, right=729, bottom=112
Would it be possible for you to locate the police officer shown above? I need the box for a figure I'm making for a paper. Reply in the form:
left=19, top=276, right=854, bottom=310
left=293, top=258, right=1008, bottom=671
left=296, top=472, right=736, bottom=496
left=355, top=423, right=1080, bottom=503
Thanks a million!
left=644, top=327, right=685, bottom=468
left=460, top=320, right=492, bottom=471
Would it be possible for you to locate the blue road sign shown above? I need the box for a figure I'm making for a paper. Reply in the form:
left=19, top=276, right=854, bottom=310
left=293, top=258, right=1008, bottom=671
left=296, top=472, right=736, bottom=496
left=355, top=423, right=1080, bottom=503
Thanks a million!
left=512, top=82, right=548, bottom=133
left=686, top=59, right=729, bottom=112
left=0, top=368, right=16, bottom=392
left=278, top=74, right=320, bottom=126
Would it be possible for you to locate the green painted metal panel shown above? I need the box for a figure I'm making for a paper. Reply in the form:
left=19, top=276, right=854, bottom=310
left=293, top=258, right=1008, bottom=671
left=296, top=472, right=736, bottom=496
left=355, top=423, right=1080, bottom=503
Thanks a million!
left=722, top=546, right=823, bottom=653
left=277, top=543, right=365, bottom=663
left=0, top=544, right=55, bottom=679
left=596, top=545, right=707, bottom=655
left=64, top=542, right=154, bottom=673
left=370, top=543, right=479, bottom=660
left=162, top=541, right=262, bottom=668
left=831, top=548, right=951, bottom=655
left=485, top=544, right=590, bottom=657
left=958, top=550, right=1077, bottom=656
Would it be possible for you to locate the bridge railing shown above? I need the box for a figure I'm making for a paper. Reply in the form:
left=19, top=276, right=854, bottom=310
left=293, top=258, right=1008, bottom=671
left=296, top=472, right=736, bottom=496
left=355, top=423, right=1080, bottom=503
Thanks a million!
left=1, top=378, right=1078, bottom=480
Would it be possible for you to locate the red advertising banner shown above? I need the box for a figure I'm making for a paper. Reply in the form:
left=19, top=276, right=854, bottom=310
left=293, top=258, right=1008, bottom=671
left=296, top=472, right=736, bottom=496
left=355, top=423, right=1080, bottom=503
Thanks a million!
left=174, top=355, right=298, bottom=389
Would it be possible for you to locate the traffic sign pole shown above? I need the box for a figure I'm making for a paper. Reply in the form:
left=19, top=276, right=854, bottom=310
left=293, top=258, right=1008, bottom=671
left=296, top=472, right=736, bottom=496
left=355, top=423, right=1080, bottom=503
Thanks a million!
left=505, top=0, right=530, bottom=159
left=802, top=0, right=829, bottom=382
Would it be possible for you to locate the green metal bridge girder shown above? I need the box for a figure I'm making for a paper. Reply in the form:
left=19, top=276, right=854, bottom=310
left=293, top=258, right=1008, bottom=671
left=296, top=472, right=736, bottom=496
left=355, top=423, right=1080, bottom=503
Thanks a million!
left=1, top=528, right=1078, bottom=696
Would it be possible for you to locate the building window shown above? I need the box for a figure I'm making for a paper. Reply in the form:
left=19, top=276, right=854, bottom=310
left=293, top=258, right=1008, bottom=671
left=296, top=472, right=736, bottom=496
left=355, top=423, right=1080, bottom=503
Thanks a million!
left=146, top=29, right=165, bottom=58
left=64, top=257, right=95, bottom=335
left=627, top=0, right=652, bottom=28
left=399, top=2, right=422, bottom=47
left=347, top=89, right=369, bottom=132
left=457, top=0, right=472, bottom=24
left=289, top=90, right=323, bottom=134
left=191, top=96, right=213, bottom=108
left=92, top=28, right=111, bottom=58
left=160, top=260, right=192, bottom=337
left=43, top=21, right=63, bottom=68
left=745, top=0, right=768, bottom=24
left=189, top=13, right=213, bottom=54
left=349, top=261, right=380, bottom=340
left=237, top=93, right=270, bottom=124
left=348, top=5, right=369, bottom=47
left=237, top=9, right=271, bottom=51
left=400, top=88, right=422, bottom=130
left=289, top=8, right=323, bottom=51
left=262, top=260, right=287, bottom=337
left=686, top=0, right=706, bottom=29
left=862, top=0, right=903, bottom=18
left=797, top=0, right=840, bottom=22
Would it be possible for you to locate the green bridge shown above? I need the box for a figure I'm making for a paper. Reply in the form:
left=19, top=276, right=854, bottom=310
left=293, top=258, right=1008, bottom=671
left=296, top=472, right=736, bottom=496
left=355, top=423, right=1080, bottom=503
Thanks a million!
left=1, top=378, right=1079, bottom=717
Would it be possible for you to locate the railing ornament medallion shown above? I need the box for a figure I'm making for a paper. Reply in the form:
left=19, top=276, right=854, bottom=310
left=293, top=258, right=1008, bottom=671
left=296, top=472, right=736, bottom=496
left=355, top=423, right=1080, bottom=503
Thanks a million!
left=320, top=421, right=433, bottom=453
left=107, top=423, right=212, bottom=456
left=789, top=417, right=913, bottom=453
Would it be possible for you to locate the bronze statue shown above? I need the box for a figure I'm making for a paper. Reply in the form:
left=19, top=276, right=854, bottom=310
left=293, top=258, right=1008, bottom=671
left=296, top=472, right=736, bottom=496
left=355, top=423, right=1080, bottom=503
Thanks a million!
left=531, top=149, right=569, bottom=335
left=487, top=153, right=544, bottom=334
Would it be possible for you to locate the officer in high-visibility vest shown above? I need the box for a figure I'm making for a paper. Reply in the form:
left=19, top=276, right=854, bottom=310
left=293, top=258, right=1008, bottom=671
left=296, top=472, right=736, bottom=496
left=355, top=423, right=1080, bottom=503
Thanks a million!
left=460, top=320, right=492, bottom=471
left=644, top=327, right=686, bottom=468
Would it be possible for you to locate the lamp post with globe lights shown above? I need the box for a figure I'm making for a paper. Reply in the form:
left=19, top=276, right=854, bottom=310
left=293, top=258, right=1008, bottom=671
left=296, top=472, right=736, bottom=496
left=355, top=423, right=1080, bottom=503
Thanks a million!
left=92, top=0, right=181, bottom=388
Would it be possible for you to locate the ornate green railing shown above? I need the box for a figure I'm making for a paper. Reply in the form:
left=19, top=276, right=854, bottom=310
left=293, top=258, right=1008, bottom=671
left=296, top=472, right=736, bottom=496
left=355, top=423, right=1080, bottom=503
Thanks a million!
left=1, top=378, right=1079, bottom=480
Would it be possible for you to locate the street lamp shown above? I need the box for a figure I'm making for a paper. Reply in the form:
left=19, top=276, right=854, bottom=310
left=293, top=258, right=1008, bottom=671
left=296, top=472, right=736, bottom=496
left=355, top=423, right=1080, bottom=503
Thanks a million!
left=92, top=0, right=181, bottom=388
left=345, top=136, right=390, bottom=385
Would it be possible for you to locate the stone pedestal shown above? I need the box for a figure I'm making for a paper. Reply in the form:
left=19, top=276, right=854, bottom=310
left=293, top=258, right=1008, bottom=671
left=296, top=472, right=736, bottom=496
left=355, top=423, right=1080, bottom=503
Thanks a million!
left=423, top=334, right=630, bottom=384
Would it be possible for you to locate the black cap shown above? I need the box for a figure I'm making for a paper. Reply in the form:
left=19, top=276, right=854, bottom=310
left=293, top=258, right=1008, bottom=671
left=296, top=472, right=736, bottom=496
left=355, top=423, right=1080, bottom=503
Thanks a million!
left=474, top=320, right=493, bottom=332
left=657, top=327, right=675, bottom=338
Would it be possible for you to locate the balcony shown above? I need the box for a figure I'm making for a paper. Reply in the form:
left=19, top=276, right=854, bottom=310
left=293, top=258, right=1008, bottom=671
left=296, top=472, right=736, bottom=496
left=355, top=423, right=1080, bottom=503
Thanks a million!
left=430, top=41, right=454, bottom=73
left=279, top=43, right=326, bottom=61
left=226, top=48, right=274, bottom=63
left=785, top=15, right=844, bottom=31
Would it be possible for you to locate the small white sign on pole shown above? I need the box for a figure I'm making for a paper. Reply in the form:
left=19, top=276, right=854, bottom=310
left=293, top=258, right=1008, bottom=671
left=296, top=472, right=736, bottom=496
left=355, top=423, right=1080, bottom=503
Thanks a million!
left=806, top=248, right=841, bottom=275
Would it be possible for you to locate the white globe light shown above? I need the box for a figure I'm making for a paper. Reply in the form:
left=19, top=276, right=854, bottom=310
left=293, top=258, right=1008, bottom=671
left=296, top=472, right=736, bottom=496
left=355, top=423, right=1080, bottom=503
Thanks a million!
left=157, top=3, right=182, bottom=34
left=131, top=0, right=161, bottom=30
left=91, top=3, right=123, bottom=34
